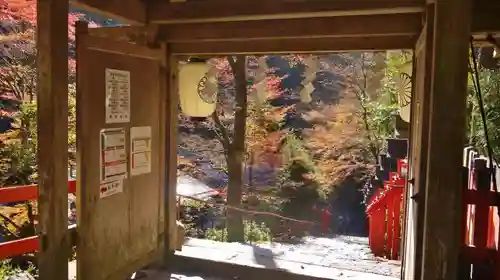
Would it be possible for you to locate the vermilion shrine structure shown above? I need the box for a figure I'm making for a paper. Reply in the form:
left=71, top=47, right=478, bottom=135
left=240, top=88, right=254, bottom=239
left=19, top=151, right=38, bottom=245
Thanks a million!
left=31, top=0, right=500, bottom=279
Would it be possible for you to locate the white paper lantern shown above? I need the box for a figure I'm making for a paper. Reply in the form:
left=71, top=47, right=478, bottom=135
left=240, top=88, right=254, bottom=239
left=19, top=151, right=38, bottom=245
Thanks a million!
left=178, top=61, right=217, bottom=117
left=395, top=62, right=413, bottom=123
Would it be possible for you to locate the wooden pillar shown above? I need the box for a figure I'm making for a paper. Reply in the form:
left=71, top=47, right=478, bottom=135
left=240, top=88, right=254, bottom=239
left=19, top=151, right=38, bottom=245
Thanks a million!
left=421, top=0, right=472, bottom=279
left=162, top=43, right=179, bottom=257
left=403, top=5, right=435, bottom=279
left=36, top=0, right=69, bottom=278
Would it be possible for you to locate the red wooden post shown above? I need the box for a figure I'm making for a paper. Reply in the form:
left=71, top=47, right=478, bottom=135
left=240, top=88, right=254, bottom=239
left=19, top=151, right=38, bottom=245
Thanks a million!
left=462, top=167, right=470, bottom=245
left=368, top=214, right=373, bottom=247
left=321, top=207, right=331, bottom=234
left=473, top=159, right=490, bottom=248
left=367, top=188, right=380, bottom=254
left=391, top=188, right=403, bottom=260
left=487, top=206, right=496, bottom=248
left=471, top=159, right=495, bottom=279
left=459, top=166, right=472, bottom=279
left=373, top=207, right=386, bottom=256
left=386, top=190, right=394, bottom=259
left=367, top=185, right=406, bottom=259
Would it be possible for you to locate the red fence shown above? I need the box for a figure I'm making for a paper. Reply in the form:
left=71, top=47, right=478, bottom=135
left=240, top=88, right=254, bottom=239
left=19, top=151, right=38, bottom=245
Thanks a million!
left=366, top=148, right=500, bottom=279
left=366, top=159, right=406, bottom=260
left=460, top=152, right=500, bottom=279
left=0, top=180, right=76, bottom=260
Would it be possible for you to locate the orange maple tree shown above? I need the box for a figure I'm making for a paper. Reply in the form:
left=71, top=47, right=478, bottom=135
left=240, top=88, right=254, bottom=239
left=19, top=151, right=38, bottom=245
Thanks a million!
left=0, top=0, right=92, bottom=117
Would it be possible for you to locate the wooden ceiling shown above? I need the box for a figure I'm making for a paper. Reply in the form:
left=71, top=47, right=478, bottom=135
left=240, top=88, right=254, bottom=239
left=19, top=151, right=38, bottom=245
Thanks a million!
left=70, top=0, right=500, bottom=54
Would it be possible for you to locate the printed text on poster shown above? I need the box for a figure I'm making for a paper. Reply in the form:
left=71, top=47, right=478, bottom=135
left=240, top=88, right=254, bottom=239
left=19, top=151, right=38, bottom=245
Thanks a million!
left=99, top=128, right=128, bottom=182
left=130, top=126, right=152, bottom=176
left=105, top=68, right=130, bottom=123
left=100, top=180, right=123, bottom=199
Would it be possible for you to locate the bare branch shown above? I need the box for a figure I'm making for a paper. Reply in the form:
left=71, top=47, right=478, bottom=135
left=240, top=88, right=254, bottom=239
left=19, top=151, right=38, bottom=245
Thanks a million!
left=0, top=212, right=22, bottom=234
left=211, top=110, right=231, bottom=152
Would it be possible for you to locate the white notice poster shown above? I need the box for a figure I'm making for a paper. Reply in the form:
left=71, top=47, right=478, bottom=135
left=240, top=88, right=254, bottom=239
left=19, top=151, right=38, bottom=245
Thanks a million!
left=100, top=128, right=128, bottom=182
left=100, top=180, right=123, bottom=199
left=130, top=126, right=152, bottom=176
left=105, top=68, right=130, bottom=123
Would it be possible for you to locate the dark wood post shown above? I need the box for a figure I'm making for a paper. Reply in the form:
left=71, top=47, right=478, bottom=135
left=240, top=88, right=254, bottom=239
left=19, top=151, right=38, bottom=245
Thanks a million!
left=162, top=43, right=179, bottom=257
left=36, top=0, right=69, bottom=278
left=420, top=0, right=472, bottom=279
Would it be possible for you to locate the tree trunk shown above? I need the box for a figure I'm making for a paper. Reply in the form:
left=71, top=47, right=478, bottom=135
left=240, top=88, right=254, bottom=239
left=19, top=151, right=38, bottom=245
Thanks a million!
left=226, top=55, right=247, bottom=242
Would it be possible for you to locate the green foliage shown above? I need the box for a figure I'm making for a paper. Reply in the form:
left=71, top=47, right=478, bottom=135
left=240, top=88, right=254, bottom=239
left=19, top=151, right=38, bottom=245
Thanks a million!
left=205, top=220, right=271, bottom=243
left=179, top=199, right=207, bottom=237
left=0, top=84, right=77, bottom=187
left=68, top=84, right=77, bottom=149
left=0, top=141, right=37, bottom=186
left=18, top=103, right=37, bottom=147
left=467, top=68, right=500, bottom=161
left=0, top=260, right=21, bottom=280
left=179, top=199, right=272, bottom=243
left=275, top=134, right=325, bottom=219
left=0, top=102, right=38, bottom=186
left=0, top=259, right=36, bottom=280
left=280, top=134, right=312, bottom=168
left=0, top=75, right=76, bottom=276
left=358, top=53, right=405, bottom=157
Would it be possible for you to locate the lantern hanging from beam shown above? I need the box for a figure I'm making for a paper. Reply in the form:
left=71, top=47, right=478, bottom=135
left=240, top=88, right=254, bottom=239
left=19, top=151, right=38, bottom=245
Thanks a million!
left=179, top=58, right=218, bottom=117
left=394, top=62, right=413, bottom=123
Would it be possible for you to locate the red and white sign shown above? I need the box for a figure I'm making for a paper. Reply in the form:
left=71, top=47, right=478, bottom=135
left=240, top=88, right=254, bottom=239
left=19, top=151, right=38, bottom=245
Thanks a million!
left=99, top=128, right=127, bottom=183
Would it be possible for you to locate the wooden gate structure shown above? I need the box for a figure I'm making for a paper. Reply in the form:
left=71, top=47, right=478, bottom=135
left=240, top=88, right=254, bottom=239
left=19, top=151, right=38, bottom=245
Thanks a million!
left=74, top=22, right=167, bottom=280
left=34, top=0, right=499, bottom=280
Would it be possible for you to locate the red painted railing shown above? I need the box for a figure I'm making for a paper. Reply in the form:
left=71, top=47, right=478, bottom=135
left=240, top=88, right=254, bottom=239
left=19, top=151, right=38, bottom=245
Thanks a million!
left=366, top=159, right=406, bottom=260
left=0, top=180, right=76, bottom=260
left=366, top=148, right=500, bottom=278
left=460, top=157, right=500, bottom=279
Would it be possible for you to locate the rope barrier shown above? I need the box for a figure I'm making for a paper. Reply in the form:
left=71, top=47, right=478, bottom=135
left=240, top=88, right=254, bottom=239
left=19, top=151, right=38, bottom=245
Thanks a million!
left=176, top=193, right=317, bottom=226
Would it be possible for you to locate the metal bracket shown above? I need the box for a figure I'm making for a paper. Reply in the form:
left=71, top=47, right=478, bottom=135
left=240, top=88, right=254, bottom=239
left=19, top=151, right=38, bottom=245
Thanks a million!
left=410, top=189, right=422, bottom=203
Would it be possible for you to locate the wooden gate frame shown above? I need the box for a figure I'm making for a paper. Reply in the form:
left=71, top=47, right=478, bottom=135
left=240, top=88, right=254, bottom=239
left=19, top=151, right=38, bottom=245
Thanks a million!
left=401, top=5, right=434, bottom=279
left=75, top=22, right=170, bottom=280
left=91, top=8, right=469, bottom=277
left=35, top=0, right=493, bottom=279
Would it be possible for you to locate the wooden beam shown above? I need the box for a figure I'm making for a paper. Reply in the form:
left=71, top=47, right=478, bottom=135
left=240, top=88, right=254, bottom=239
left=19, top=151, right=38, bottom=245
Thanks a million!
left=472, top=6, right=500, bottom=34
left=169, top=35, right=417, bottom=55
left=421, top=0, right=471, bottom=279
left=148, top=0, right=425, bottom=23
left=158, top=9, right=498, bottom=43
left=160, top=14, right=422, bottom=42
left=85, top=26, right=152, bottom=45
left=36, top=0, right=69, bottom=278
left=70, top=0, right=146, bottom=24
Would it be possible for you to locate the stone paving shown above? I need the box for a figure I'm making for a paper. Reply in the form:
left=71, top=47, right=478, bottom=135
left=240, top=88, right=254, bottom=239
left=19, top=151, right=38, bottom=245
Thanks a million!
left=145, top=236, right=401, bottom=280
left=68, top=235, right=401, bottom=280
